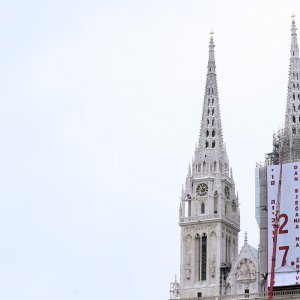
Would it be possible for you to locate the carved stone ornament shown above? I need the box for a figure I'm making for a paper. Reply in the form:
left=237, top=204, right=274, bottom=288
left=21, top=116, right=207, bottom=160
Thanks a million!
left=236, top=259, right=256, bottom=281
left=185, top=235, right=192, bottom=280
left=210, top=258, right=216, bottom=278
left=185, top=256, right=191, bottom=280
left=183, top=224, right=216, bottom=235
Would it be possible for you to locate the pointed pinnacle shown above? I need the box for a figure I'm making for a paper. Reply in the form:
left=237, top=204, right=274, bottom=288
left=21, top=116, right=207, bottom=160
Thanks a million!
left=188, top=163, right=191, bottom=177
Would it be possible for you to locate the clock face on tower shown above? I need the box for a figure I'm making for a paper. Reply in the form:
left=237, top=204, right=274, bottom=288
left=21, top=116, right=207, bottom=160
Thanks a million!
left=196, top=183, right=208, bottom=196
left=224, top=186, right=230, bottom=199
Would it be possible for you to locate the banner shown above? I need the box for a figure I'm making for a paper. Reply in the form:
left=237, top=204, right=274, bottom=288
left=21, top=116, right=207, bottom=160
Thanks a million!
left=267, top=162, right=300, bottom=287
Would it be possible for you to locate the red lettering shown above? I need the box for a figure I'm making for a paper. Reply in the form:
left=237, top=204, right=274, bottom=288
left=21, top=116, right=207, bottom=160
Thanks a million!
left=279, top=246, right=289, bottom=266
left=279, top=214, right=289, bottom=234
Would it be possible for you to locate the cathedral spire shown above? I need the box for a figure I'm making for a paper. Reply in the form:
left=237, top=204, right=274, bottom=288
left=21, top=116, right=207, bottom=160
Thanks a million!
left=198, top=33, right=225, bottom=159
left=283, top=16, right=300, bottom=161
left=178, top=32, right=239, bottom=298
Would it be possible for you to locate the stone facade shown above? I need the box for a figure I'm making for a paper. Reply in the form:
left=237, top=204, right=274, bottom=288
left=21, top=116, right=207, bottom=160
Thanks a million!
left=170, top=17, right=300, bottom=300
left=226, top=236, right=259, bottom=296
left=257, top=17, right=300, bottom=294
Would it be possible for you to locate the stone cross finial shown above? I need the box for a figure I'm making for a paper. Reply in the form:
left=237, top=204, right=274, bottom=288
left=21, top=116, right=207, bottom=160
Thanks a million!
left=244, top=231, right=248, bottom=244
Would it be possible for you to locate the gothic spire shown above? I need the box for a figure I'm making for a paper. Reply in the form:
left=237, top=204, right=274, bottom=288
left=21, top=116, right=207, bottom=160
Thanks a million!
left=283, top=16, right=300, bottom=161
left=198, top=33, right=225, bottom=156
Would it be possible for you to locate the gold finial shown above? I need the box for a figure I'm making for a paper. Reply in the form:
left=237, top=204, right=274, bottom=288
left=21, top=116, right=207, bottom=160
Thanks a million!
left=292, top=14, right=296, bottom=22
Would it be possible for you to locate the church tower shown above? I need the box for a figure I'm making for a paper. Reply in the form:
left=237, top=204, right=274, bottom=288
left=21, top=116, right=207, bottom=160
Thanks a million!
left=179, top=34, right=240, bottom=298
left=282, top=16, right=300, bottom=162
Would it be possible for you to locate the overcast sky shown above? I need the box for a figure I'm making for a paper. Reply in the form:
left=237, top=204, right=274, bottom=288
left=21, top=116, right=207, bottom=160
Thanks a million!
left=0, top=1, right=300, bottom=299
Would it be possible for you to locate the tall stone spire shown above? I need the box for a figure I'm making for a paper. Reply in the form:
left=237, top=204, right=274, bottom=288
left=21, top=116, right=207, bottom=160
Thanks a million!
left=179, top=34, right=240, bottom=299
left=194, top=32, right=228, bottom=178
left=198, top=32, right=224, bottom=154
left=283, top=16, right=300, bottom=161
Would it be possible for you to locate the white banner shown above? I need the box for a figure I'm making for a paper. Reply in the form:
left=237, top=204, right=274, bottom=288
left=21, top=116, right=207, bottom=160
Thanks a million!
left=267, top=162, right=300, bottom=287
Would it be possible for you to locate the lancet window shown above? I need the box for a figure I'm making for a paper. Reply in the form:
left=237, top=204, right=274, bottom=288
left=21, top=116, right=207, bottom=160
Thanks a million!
left=195, top=233, right=207, bottom=281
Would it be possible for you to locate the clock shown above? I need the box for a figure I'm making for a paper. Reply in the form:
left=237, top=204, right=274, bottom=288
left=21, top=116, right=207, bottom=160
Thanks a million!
left=196, top=183, right=208, bottom=196
left=224, top=186, right=230, bottom=199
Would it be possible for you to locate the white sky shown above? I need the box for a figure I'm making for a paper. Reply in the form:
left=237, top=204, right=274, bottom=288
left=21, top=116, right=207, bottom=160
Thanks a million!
left=1, top=0, right=300, bottom=299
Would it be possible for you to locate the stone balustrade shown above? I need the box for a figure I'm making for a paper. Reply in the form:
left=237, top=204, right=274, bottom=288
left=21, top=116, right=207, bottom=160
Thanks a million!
left=170, top=289, right=300, bottom=300
left=179, top=213, right=239, bottom=230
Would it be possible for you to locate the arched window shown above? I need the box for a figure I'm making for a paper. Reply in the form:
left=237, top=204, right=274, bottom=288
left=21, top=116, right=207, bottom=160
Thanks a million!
left=212, top=88, right=214, bottom=95
left=207, top=119, right=209, bottom=125
left=293, top=93, right=296, bottom=100
left=212, top=119, right=215, bottom=126
left=293, top=115, right=296, bottom=123
left=201, top=233, right=207, bottom=280
left=214, top=191, right=218, bottom=214
left=212, top=141, right=215, bottom=148
left=201, top=203, right=205, bottom=214
left=212, top=99, right=214, bottom=105
left=188, top=199, right=191, bottom=217
left=294, top=105, right=296, bottom=112
left=208, top=99, right=210, bottom=105
left=212, top=108, right=214, bottom=116
left=228, top=237, right=231, bottom=263
left=195, top=234, right=201, bottom=281
left=206, top=130, right=209, bottom=137
left=212, top=130, right=215, bottom=137
left=205, top=141, right=209, bottom=148
left=225, top=236, right=228, bottom=263
left=214, top=161, right=217, bottom=172
left=207, top=109, right=210, bottom=116
left=203, top=161, right=206, bottom=172
left=232, top=200, right=236, bottom=212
